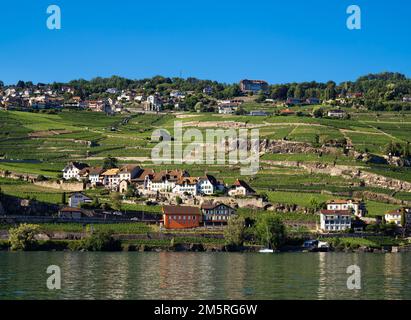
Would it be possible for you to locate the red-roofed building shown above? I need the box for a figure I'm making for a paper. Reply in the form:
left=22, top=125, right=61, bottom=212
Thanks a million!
left=162, top=205, right=202, bottom=229
left=228, top=179, right=256, bottom=197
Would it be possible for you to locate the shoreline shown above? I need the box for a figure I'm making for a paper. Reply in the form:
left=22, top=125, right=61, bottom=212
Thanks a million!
left=0, top=239, right=409, bottom=254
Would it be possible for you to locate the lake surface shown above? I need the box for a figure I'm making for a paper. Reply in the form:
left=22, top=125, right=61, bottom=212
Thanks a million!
left=0, top=252, right=411, bottom=300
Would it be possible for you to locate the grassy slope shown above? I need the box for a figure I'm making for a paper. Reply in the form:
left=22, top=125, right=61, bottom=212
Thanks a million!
left=0, top=110, right=410, bottom=218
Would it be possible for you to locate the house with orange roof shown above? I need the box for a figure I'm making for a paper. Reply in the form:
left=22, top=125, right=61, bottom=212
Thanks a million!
left=173, top=177, right=200, bottom=195
left=326, top=199, right=366, bottom=217
left=147, top=170, right=189, bottom=192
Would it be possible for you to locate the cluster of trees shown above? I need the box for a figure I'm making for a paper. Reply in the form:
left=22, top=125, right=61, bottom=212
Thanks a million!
left=8, top=224, right=121, bottom=251
left=224, top=213, right=286, bottom=250
left=3, top=72, right=411, bottom=111
left=385, top=141, right=411, bottom=157
left=65, top=76, right=240, bottom=100
left=267, top=72, right=411, bottom=102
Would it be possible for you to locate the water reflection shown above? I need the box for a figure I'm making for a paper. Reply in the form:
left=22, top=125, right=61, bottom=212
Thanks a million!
left=1, top=252, right=411, bottom=300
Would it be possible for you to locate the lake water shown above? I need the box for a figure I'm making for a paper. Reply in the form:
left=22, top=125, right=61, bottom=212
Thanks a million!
left=0, top=252, right=411, bottom=300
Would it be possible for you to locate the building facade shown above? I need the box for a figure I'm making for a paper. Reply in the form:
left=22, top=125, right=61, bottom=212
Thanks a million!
left=320, top=210, right=352, bottom=232
left=162, top=205, right=202, bottom=229
left=201, top=203, right=236, bottom=225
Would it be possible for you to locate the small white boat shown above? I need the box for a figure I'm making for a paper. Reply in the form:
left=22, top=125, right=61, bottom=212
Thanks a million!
left=259, top=226, right=274, bottom=253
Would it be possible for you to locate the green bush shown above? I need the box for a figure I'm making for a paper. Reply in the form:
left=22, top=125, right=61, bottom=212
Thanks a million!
left=77, top=230, right=122, bottom=251
left=9, top=223, right=40, bottom=251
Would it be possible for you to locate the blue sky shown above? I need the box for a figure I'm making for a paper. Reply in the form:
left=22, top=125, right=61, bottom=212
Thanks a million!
left=0, top=0, right=410, bottom=85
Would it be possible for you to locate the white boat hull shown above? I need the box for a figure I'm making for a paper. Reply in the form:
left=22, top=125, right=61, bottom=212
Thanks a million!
left=259, top=248, right=274, bottom=253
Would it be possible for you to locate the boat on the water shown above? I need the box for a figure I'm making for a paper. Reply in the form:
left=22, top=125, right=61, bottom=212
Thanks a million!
left=259, top=248, right=274, bottom=253
left=302, top=240, right=330, bottom=252
left=259, top=225, right=274, bottom=253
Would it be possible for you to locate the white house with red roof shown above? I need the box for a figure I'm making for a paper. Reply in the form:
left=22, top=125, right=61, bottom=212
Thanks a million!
left=228, top=179, right=256, bottom=197
left=320, top=210, right=352, bottom=232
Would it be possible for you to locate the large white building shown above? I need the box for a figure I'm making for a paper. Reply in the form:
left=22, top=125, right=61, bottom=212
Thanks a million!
left=320, top=210, right=352, bottom=232
left=326, top=199, right=366, bottom=217
left=62, top=162, right=89, bottom=181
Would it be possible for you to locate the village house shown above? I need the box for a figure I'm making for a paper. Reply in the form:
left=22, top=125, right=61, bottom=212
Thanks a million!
left=173, top=177, right=199, bottom=195
left=132, top=168, right=155, bottom=189
left=285, top=98, right=302, bottom=106
left=201, top=202, right=236, bottom=225
left=351, top=219, right=367, bottom=233
left=197, top=175, right=224, bottom=195
left=86, top=100, right=111, bottom=113
left=102, top=168, right=121, bottom=190
left=170, top=91, right=186, bottom=99
left=327, top=109, right=346, bottom=118
left=106, top=88, right=119, bottom=94
left=239, top=79, right=269, bottom=93
left=62, top=162, right=89, bottom=180
left=228, top=179, right=256, bottom=197
left=119, top=165, right=141, bottom=182
left=249, top=110, right=268, bottom=116
left=279, top=108, right=295, bottom=116
left=100, top=165, right=142, bottom=190
left=203, top=86, right=213, bottom=95
left=326, top=199, right=366, bottom=217
left=58, top=207, right=85, bottom=219
left=385, top=209, right=403, bottom=226
left=162, top=205, right=202, bottom=229
left=306, top=98, right=321, bottom=105
left=147, top=170, right=189, bottom=192
left=319, top=210, right=352, bottom=232
left=88, top=167, right=105, bottom=185
left=145, top=94, right=163, bottom=111
left=64, top=96, right=82, bottom=108
left=218, top=104, right=238, bottom=114
left=68, top=192, right=92, bottom=208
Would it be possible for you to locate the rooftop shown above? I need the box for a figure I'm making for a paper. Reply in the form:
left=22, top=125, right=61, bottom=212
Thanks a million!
left=162, top=205, right=201, bottom=215
left=320, top=210, right=352, bottom=216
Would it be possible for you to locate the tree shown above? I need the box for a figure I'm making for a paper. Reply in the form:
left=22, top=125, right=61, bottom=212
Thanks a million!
left=401, top=210, right=406, bottom=227
left=255, top=91, right=266, bottom=103
left=110, top=192, right=122, bottom=211
left=384, top=141, right=403, bottom=156
left=61, top=192, right=66, bottom=205
left=175, top=196, right=182, bottom=205
left=255, top=214, right=286, bottom=249
left=194, top=102, right=204, bottom=112
left=9, top=224, right=40, bottom=251
left=312, top=107, right=324, bottom=118
left=403, top=142, right=411, bottom=158
left=309, top=197, right=320, bottom=213
left=36, top=175, right=48, bottom=182
left=224, top=216, right=246, bottom=247
left=125, top=185, right=136, bottom=198
left=103, top=156, right=118, bottom=169
left=79, top=230, right=121, bottom=251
